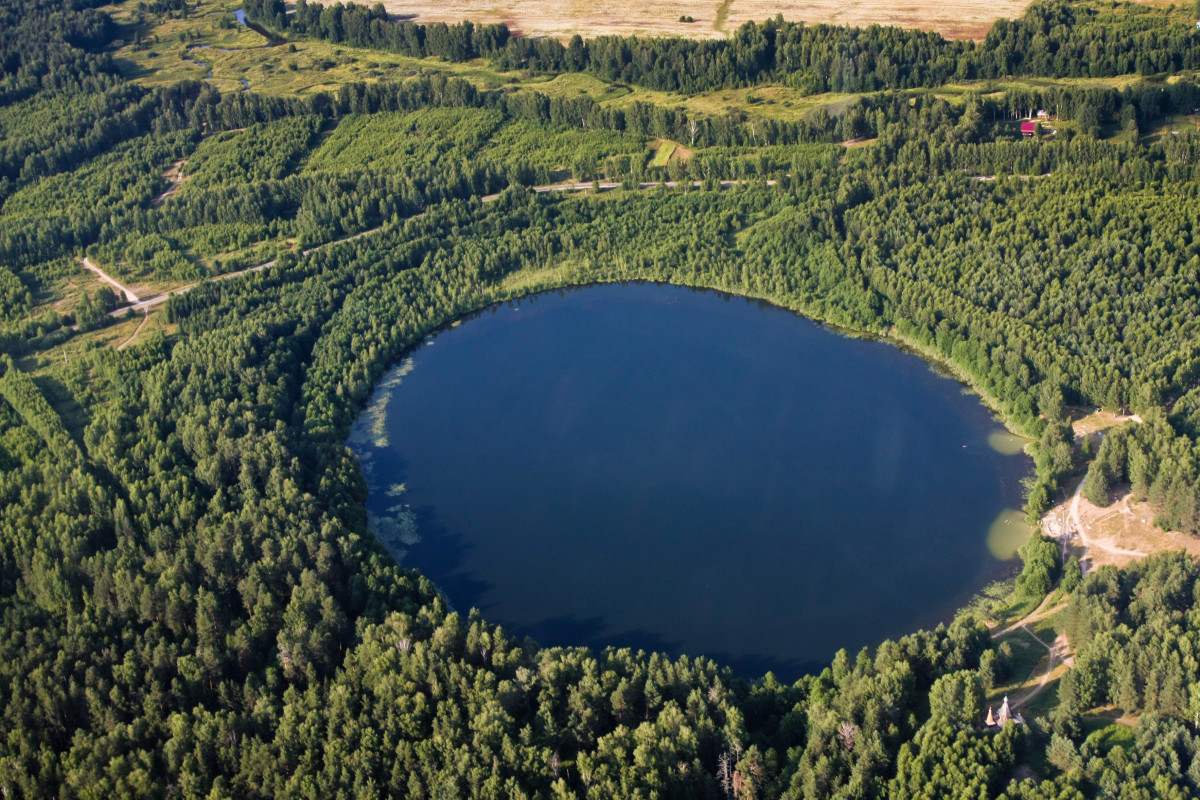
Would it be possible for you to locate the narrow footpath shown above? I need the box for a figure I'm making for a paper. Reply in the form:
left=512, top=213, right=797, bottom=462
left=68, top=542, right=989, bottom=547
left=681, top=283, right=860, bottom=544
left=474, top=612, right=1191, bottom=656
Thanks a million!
left=151, top=159, right=188, bottom=207
left=116, top=313, right=150, bottom=350
left=112, top=224, right=386, bottom=317
left=1010, top=626, right=1072, bottom=710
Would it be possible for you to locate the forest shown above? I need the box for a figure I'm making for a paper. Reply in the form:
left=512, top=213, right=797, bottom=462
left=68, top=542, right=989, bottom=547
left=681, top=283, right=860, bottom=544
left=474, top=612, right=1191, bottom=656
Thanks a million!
left=5, top=0, right=1200, bottom=797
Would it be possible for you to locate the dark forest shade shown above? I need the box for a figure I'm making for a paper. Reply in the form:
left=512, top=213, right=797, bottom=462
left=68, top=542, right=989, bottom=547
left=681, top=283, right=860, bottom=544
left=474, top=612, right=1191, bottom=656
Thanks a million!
left=351, top=284, right=1031, bottom=678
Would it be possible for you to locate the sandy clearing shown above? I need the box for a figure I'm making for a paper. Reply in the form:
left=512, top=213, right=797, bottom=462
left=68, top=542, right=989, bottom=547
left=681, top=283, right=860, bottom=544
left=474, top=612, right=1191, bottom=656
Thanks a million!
left=326, top=0, right=1035, bottom=42
left=1035, top=408, right=1196, bottom=573
left=1041, top=468, right=1200, bottom=574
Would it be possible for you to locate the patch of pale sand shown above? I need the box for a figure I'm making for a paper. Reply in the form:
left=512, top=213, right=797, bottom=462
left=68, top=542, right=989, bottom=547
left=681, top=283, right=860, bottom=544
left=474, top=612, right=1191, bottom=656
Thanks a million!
left=1069, top=407, right=1142, bottom=438
left=338, top=0, right=1036, bottom=41
left=1048, top=484, right=1200, bottom=572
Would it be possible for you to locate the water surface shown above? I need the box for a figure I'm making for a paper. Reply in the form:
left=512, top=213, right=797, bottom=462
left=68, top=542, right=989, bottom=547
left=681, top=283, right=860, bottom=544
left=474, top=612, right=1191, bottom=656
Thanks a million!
left=350, top=283, right=1031, bottom=678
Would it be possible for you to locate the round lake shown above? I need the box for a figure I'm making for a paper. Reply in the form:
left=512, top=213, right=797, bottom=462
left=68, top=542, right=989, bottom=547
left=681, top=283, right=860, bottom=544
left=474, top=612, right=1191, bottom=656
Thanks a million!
left=349, top=283, right=1032, bottom=678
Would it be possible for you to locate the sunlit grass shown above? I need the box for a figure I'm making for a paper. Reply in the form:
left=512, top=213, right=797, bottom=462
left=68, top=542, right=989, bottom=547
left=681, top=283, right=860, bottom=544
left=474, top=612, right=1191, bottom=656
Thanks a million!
left=649, top=140, right=677, bottom=168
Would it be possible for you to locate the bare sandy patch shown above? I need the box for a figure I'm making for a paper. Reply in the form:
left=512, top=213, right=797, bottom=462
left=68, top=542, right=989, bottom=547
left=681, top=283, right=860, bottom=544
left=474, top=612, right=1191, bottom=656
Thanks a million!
left=1069, top=407, right=1142, bottom=439
left=1076, top=488, right=1200, bottom=568
left=1043, top=478, right=1200, bottom=572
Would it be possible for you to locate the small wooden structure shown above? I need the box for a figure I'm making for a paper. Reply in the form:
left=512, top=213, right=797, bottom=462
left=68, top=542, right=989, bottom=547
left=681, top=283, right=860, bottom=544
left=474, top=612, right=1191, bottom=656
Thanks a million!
left=985, top=696, right=1026, bottom=728
left=1021, top=121, right=1038, bottom=138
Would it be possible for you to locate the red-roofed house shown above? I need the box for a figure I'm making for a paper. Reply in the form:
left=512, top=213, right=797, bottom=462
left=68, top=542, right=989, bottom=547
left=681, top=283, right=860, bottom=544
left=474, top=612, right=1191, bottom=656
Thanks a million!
left=1021, top=121, right=1038, bottom=138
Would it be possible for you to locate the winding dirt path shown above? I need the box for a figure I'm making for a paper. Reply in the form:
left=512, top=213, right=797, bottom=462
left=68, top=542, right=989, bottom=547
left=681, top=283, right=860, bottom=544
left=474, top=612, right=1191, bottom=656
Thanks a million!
left=481, top=178, right=772, bottom=202
left=115, top=178, right=777, bottom=322
left=993, top=591, right=1065, bottom=638
left=116, top=313, right=150, bottom=351
left=1010, top=627, right=1071, bottom=710
left=112, top=224, right=387, bottom=318
left=151, top=160, right=188, bottom=207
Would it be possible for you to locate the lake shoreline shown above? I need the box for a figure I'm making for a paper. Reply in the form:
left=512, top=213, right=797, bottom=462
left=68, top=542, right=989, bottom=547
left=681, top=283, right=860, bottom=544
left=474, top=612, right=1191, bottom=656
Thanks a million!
left=487, top=273, right=1036, bottom=448
left=354, top=280, right=1031, bottom=677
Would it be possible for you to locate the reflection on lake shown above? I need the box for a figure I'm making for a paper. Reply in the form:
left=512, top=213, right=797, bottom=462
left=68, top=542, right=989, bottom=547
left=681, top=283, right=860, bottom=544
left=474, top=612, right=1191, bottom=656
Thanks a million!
left=349, top=283, right=1032, bottom=678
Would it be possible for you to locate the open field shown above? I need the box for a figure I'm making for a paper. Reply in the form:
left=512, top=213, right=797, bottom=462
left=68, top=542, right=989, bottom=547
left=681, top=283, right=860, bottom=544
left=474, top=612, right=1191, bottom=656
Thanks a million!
left=102, top=1, right=861, bottom=121
left=103, top=0, right=1184, bottom=133
left=346, top=0, right=1035, bottom=40
left=519, top=72, right=860, bottom=122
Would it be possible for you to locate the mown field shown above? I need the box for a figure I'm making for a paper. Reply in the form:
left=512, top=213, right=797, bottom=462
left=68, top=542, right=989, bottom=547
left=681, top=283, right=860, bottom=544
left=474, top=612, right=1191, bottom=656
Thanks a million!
left=341, top=0, right=1035, bottom=40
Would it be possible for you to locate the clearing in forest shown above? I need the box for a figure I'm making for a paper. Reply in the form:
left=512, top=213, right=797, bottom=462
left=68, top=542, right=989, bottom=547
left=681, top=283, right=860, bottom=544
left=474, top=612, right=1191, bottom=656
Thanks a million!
left=649, top=140, right=678, bottom=167
left=336, top=0, right=1035, bottom=41
left=1040, top=408, right=1200, bottom=571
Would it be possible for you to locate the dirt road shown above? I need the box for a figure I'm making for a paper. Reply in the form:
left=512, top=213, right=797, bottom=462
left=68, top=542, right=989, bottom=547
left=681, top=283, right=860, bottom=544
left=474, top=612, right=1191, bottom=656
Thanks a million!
left=482, top=178, right=772, bottom=202
left=116, top=313, right=151, bottom=350
left=108, top=177, right=782, bottom=327
left=81, top=257, right=141, bottom=304
left=1068, top=478, right=1147, bottom=572
left=993, top=591, right=1065, bottom=639
left=112, top=224, right=387, bottom=318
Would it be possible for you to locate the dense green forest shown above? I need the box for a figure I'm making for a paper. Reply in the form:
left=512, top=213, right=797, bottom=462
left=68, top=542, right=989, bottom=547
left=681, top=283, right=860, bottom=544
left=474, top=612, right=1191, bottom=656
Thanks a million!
left=7, top=0, right=1200, bottom=797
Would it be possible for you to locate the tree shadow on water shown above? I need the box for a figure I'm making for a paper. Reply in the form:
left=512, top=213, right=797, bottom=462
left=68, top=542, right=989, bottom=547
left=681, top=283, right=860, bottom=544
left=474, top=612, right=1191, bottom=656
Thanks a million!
left=504, top=615, right=685, bottom=659
left=508, top=618, right=817, bottom=682
left=401, top=503, right=493, bottom=614
left=702, top=650, right=824, bottom=683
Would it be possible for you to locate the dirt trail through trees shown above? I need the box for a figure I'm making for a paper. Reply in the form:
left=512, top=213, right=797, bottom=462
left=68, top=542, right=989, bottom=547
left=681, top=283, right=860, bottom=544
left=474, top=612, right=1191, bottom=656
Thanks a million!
left=151, top=160, right=188, bottom=207
left=117, top=313, right=150, bottom=350
left=993, top=591, right=1064, bottom=639
left=112, top=224, right=387, bottom=318
left=1010, top=626, right=1071, bottom=710
left=116, top=179, right=772, bottom=323
left=81, top=257, right=141, bottom=303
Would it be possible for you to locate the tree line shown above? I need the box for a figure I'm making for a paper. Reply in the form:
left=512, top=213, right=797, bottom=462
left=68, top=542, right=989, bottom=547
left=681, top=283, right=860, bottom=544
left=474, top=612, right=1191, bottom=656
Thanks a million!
left=245, top=0, right=1200, bottom=94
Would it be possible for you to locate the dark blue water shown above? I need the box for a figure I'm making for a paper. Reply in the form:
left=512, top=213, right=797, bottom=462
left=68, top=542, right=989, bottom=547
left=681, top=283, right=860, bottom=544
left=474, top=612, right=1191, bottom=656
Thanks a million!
left=350, top=283, right=1031, bottom=678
